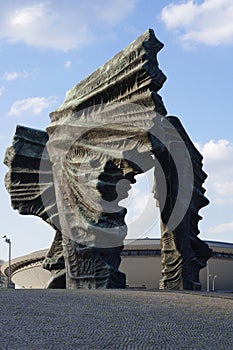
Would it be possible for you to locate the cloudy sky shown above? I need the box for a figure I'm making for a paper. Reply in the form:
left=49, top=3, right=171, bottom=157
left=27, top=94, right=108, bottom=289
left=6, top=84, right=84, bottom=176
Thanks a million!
left=0, top=0, right=233, bottom=260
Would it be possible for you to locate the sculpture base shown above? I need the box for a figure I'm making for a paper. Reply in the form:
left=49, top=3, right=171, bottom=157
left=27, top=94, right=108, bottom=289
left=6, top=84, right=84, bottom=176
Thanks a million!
left=67, top=270, right=126, bottom=290
left=47, top=270, right=66, bottom=289
left=159, top=279, right=202, bottom=291
left=64, top=244, right=126, bottom=289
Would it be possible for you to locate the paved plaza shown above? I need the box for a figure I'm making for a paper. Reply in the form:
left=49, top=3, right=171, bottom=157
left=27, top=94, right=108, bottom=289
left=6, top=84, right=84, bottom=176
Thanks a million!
left=0, top=289, right=232, bottom=349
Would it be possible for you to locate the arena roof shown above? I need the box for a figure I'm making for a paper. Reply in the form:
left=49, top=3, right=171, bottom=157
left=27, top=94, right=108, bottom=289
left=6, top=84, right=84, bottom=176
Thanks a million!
left=1, top=239, right=233, bottom=279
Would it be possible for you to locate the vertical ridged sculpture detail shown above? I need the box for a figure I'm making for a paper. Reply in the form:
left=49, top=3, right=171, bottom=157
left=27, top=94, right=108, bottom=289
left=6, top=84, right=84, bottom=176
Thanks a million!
left=155, top=117, right=211, bottom=290
left=3, top=126, right=65, bottom=288
left=4, top=29, right=211, bottom=290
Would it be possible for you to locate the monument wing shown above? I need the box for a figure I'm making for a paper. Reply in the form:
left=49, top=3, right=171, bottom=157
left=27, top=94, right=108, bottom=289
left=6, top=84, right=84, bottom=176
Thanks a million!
left=4, top=125, right=60, bottom=231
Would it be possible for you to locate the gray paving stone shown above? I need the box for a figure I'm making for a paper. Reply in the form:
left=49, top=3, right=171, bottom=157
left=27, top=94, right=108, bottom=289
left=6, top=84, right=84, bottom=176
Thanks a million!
left=0, top=289, right=232, bottom=349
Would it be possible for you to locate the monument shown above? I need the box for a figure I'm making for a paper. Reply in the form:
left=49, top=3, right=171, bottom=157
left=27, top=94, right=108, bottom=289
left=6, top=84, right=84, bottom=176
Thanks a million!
left=4, top=29, right=212, bottom=290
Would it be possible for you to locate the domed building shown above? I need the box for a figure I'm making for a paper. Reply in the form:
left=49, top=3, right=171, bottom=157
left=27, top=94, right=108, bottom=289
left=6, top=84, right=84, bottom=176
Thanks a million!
left=1, top=239, right=233, bottom=291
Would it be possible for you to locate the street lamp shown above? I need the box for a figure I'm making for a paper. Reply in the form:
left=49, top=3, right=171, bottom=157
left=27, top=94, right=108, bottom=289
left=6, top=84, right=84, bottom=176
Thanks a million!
left=212, top=275, right=218, bottom=292
left=1, top=235, right=11, bottom=288
left=206, top=262, right=211, bottom=292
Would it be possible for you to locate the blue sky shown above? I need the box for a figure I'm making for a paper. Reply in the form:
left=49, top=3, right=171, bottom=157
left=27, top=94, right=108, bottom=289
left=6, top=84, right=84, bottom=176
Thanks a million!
left=0, top=0, right=233, bottom=260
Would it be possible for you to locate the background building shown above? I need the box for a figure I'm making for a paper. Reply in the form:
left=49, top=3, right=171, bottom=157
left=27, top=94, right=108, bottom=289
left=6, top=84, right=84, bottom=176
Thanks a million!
left=1, top=239, right=233, bottom=291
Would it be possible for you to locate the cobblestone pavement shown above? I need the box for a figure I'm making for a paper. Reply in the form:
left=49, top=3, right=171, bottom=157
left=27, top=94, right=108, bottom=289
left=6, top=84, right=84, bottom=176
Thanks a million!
left=0, top=289, right=232, bottom=350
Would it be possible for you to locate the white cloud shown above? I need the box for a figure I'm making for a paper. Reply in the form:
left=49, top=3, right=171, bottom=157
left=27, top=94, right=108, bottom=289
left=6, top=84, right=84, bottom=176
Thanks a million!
left=0, top=86, right=4, bottom=97
left=195, top=139, right=233, bottom=164
left=8, top=96, right=57, bottom=116
left=195, top=139, right=233, bottom=204
left=207, top=221, right=233, bottom=234
left=161, top=0, right=233, bottom=46
left=3, top=70, right=29, bottom=81
left=64, top=61, right=72, bottom=70
left=0, top=1, right=136, bottom=51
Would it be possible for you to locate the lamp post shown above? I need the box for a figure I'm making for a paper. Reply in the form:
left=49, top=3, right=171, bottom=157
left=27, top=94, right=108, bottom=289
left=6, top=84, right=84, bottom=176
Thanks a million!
left=212, top=275, right=218, bottom=292
left=1, top=235, right=11, bottom=288
left=206, top=262, right=211, bottom=292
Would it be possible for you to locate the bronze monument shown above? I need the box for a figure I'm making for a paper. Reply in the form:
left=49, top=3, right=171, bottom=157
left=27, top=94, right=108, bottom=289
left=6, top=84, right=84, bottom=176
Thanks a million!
left=4, top=29, right=212, bottom=290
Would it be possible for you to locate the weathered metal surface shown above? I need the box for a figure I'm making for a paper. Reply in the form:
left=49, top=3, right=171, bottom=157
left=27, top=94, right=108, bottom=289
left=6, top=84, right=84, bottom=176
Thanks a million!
left=3, top=126, right=65, bottom=288
left=50, top=29, right=167, bottom=121
left=4, top=29, right=211, bottom=290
